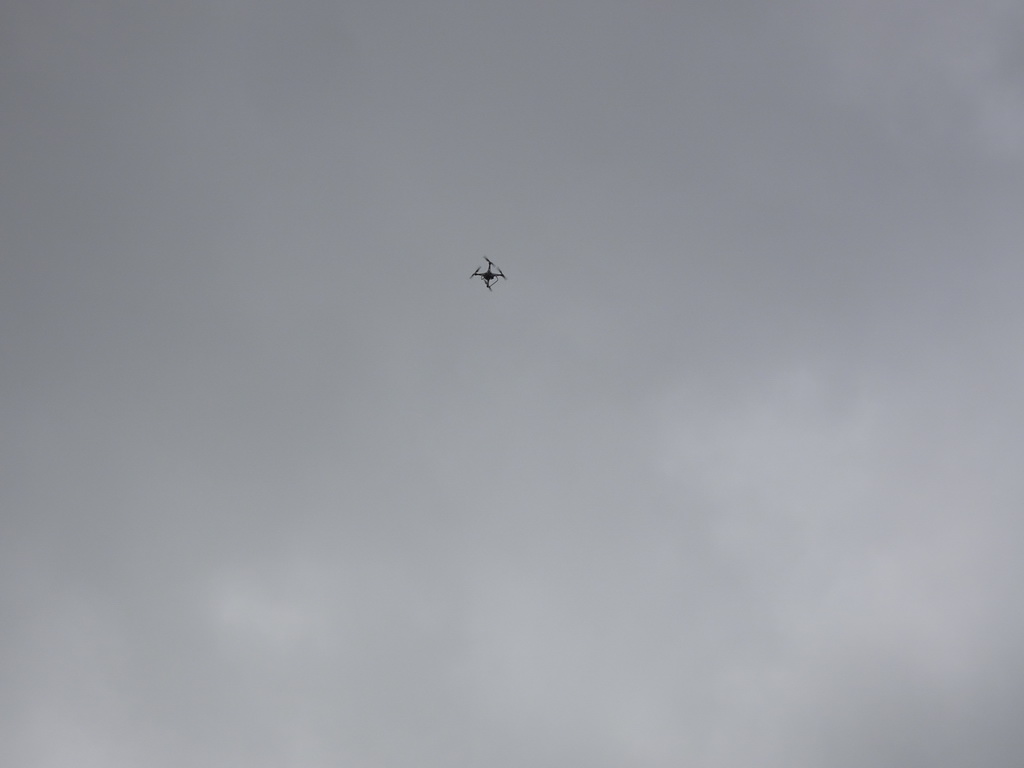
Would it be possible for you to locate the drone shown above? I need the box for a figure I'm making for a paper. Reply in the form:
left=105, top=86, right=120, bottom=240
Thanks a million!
left=471, top=258, right=506, bottom=291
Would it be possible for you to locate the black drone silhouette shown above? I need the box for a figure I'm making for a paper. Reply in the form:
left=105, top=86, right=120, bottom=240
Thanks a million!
left=471, top=258, right=506, bottom=291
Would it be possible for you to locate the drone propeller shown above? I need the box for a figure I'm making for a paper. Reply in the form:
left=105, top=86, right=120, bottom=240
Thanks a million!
left=471, top=259, right=505, bottom=287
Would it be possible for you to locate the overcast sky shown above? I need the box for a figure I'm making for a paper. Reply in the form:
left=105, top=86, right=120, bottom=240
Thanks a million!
left=2, top=1, right=1024, bottom=766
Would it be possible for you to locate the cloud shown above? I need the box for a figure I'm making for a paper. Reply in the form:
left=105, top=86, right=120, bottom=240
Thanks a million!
left=659, top=363, right=1024, bottom=765
left=806, top=0, right=1024, bottom=158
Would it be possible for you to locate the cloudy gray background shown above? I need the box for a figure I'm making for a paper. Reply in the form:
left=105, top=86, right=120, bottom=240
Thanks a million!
left=3, top=1, right=1023, bottom=765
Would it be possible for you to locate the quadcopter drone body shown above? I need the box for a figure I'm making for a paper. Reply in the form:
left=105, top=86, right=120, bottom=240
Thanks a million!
left=471, top=258, right=506, bottom=291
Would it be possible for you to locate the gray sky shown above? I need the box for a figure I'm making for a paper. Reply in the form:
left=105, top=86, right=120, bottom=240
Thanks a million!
left=2, top=1, right=1023, bottom=766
